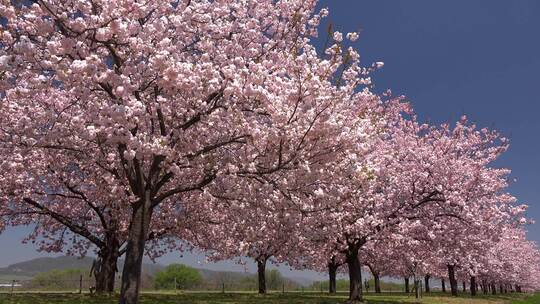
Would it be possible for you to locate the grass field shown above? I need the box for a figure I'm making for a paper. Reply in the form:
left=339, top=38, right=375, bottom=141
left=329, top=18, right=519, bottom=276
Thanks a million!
left=0, top=292, right=538, bottom=304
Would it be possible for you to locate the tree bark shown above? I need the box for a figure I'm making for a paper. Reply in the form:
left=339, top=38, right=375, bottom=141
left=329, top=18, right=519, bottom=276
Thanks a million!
left=499, top=284, right=503, bottom=294
left=404, top=277, right=410, bottom=293
left=447, top=265, right=458, bottom=297
left=491, top=282, right=497, bottom=295
left=257, top=257, right=267, bottom=294
left=414, top=279, right=419, bottom=299
left=424, top=275, right=430, bottom=293
left=483, top=280, right=488, bottom=294
left=119, top=195, right=153, bottom=304
left=374, top=272, right=381, bottom=293
left=328, top=258, right=338, bottom=294
left=470, top=276, right=477, bottom=296
left=463, top=281, right=466, bottom=292
left=367, top=265, right=381, bottom=294
left=345, top=245, right=363, bottom=303
left=95, top=247, right=119, bottom=294
left=441, top=278, right=446, bottom=293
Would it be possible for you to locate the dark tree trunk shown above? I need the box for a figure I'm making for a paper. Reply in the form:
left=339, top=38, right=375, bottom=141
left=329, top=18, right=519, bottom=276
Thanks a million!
left=499, top=284, right=503, bottom=294
left=367, top=265, right=381, bottom=294
left=345, top=245, right=363, bottom=303
left=97, top=248, right=118, bottom=294
left=442, top=279, right=446, bottom=293
left=447, top=265, right=458, bottom=297
left=257, top=257, right=267, bottom=294
left=470, top=276, right=477, bottom=296
left=93, top=247, right=117, bottom=294
left=119, top=196, right=153, bottom=304
left=374, top=273, right=381, bottom=293
left=463, top=281, right=466, bottom=292
left=491, top=282, right=497, bottom=295
left=328, top=258, right=338, bottom=294
left=102, top=236, right=120, bottom=294
left=94, top=260, right=107, bottom=294
left=424, top=275, right=430, bottom=293
left=404, top=277, right=410, bottom=293
left=483, top=280, right=488, bottom=295
left=414, top=279, right=419, bottom=299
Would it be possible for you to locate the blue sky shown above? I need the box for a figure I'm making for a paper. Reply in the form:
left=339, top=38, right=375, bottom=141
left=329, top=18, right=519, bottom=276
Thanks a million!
left=315, top=0, right=540, bottom=244
left=1, top=1, right=539, bottom=281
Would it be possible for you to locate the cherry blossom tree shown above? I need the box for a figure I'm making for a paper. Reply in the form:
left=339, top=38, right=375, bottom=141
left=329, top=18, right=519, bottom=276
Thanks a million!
left=0, top=0, right=381, bottom=303
left=2, top=2, right=539, bottom=304
left=479, top=226, right=540, bottom=293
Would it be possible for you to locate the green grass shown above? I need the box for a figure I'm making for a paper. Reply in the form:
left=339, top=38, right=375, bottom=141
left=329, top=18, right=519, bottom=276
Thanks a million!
left=510, top=292, right=540, bottom=304
left=0, top=291, right=537, bottom=304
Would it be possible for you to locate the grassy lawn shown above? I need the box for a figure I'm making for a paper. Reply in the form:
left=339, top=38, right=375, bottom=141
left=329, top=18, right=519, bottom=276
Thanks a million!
left=0, top=292, right=537, bottom=304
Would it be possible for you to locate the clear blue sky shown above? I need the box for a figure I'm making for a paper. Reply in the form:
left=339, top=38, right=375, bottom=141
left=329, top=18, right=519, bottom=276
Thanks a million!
left=315, top=0, right=540, bottom=243
left=1, top=1, right=539, bottom=280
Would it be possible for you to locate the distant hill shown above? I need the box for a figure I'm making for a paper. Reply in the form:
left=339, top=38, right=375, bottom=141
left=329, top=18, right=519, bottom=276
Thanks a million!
left=197, top=267, right=253, bottom=282
left=0, top=256, right=93, bottom=277
left=0, top=256, right=165, bottom=279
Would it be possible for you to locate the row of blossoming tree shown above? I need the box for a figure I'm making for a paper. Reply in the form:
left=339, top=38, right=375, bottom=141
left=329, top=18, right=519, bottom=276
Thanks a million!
left=0, top=1, right=539, bottom=304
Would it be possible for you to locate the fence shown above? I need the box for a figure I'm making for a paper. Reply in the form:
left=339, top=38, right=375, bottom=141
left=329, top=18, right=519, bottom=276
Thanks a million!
left=0, top=276, right=432, bottom=296
left=0, top=277, right=320, bottom=295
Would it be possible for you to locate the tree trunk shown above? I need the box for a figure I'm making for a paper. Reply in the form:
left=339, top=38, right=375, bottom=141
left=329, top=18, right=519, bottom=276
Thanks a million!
left=99, top=236, right=120, bottom=294
left=424, top=275, right=430, bottom=293
left=404, top=277, right=410, bottom=293
left=483, top=280, right=488, bottom=294
left=328, top=259, right=338, bottom=294
left=345, top=245, right=363, bottom=303
left=470, top=276, right=477, bottom=296
left=98, top=248, right=119, bottom=294
left=447, top=265, right=458, bottom=297
left=119, top=196, right=153, bottom=304
left=499, top=284, right=503, bottom=294
left=491, top=282, right=496, bottom=295
left=441, top=278, right=446, bottom=293
left=374, top=272, right=381, bottom=293
left=367, top=265, right=381, bottom=294
left=463, top=281, right=466, bottom=292
left=414, top=279, right=419, bottom=299
left=257, top=257, right=267, bottom=294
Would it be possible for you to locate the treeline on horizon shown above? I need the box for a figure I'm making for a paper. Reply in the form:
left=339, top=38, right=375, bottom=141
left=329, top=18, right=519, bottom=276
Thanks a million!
left=14, top=265, right=300, bottom=292
left=14, top=265, right=407, bottom=293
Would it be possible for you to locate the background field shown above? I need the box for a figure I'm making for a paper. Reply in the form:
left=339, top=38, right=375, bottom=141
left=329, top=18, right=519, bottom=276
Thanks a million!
left=0, top=292, right=539, bottom=304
